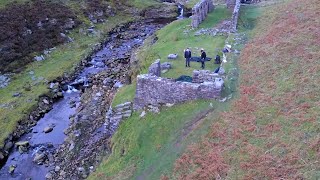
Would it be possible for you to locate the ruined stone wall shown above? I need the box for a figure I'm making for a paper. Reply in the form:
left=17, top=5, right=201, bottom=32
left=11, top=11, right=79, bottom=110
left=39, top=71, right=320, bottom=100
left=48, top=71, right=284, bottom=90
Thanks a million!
left=231, top=0, right=241, bottom=32
left=191, top=0, right=214, bottom=28
left=133, top=74, right=223, bottom=109
left=192, top=70, right=220, bottom=83
left=226, top=0, right=236, bottom=8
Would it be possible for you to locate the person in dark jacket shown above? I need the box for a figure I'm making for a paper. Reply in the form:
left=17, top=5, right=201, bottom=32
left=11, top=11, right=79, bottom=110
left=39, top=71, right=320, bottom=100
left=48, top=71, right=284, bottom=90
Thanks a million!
left=184, top=48, right=192, bottom=67
left=200, top=48, right=206, bottom=69
left=215, top=54, right=221, bottom=64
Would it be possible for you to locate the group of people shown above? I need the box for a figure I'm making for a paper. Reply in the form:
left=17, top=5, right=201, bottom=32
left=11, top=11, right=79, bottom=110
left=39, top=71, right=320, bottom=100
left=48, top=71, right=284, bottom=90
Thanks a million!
left=184, top=48, right=221, bottom=69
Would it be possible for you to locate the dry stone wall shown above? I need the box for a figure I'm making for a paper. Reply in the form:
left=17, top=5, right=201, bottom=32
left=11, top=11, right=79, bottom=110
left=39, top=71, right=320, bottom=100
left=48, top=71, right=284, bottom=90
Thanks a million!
left=191, top=0, right=214, bottom=28
left=133, top=74, right=223, bottom=109
left=231, top=0, right=241, bottom=32
left=192, top=70, right=220, bottom=83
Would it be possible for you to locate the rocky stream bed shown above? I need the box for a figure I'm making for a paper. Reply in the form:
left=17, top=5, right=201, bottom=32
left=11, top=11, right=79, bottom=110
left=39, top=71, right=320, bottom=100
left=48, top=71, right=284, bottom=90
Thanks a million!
left=0, top=19, right=169, bottom=180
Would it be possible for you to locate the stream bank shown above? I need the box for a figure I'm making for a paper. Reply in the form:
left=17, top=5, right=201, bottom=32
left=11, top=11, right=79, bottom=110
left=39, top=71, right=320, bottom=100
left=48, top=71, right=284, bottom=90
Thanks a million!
left=0, top=19, right=169, bottom=180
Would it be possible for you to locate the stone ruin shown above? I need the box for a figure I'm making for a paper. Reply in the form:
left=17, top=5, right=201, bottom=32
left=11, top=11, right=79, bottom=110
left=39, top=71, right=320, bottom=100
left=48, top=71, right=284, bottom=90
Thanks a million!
left=226, top=0, right=237, bottom=9
left=191, top=0, right=215, bottom=28
left=134, top=61, right=224, bottom=109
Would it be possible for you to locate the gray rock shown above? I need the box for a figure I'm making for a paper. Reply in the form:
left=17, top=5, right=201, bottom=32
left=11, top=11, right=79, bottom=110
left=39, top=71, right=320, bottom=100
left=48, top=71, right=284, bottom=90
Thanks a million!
left=43, top=99, right=49, bottom=104
left=55, top=166, right=61, bottom=172
left=167, top=54, right=178, bottom=59
left=9, top=165, right=16, bottom=174
left=34, top=55, right=45, bottom=61
left=0, top=152, right=4, bottom=160
left=4, top=141, right=13, bottom=151
left=161, top=62, right=172, bottom=70
left=15, top=141, right=29, bottom=147
left=33, top=152, right=47, bottom=163
left=43, top=126, right=53, bottom=133
left=45, top=172, right=52, bottom=179
left=12, top=92, right=21, bottom=97
left=140, top=111, right=146, bottom=118
left=18, top=145, right=28, bottom=153
left=148, top=59, right=161, bottom=77
left=0, top=75, right=10, bottom=88
left=78, top=167, right=85, bottom=173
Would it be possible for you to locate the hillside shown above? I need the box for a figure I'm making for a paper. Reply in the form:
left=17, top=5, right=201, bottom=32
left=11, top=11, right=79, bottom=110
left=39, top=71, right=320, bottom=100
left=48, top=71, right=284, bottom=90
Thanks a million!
left=90, top=0, right=320, bottom=179
left=173, top=0, right=320, bottom=179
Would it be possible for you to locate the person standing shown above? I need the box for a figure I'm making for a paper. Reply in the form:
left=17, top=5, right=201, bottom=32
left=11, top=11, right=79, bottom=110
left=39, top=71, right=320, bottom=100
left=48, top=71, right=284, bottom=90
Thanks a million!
left=200, top=48, right=206, bottom=69
left=215, top=54, right=221, bottom=64
left=184, top=48, right=192, bottom=67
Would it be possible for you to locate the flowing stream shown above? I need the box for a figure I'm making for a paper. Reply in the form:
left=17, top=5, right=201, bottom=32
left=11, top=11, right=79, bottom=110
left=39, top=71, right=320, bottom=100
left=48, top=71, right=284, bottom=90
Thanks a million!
left=0, top=19, right=169, bottom=180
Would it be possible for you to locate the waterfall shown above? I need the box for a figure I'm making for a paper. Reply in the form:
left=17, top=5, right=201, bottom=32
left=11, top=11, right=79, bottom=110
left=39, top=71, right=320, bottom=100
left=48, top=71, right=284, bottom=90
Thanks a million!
left=177, top=4, right=184, bottom=19
left=67, top=85, right=78, bottom=93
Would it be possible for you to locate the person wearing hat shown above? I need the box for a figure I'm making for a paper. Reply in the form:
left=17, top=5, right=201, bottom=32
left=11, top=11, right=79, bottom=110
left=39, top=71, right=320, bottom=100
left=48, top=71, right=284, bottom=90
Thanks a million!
left=200, top=48, right=206, bottom=69
left=184, top=47, right=192, bottom=67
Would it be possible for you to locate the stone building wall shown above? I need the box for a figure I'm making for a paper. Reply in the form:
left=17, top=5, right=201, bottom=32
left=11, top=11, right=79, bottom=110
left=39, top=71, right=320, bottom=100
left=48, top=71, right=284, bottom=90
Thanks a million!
left=226, top=0, right=236, bottom=9
left=133, top=74, right=223, bottom=109
left=192, top=70, right=220, bottom=83
left=231, top=0, right=241, bottom=32
left=191, top=0, right=214, bottom=28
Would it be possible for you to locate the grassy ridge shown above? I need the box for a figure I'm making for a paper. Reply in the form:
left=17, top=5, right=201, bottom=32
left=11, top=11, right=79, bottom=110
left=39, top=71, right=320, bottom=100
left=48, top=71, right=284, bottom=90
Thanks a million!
left=173, top=0, right=320, bottom=179
left=90, top=6, right=234, bottom=179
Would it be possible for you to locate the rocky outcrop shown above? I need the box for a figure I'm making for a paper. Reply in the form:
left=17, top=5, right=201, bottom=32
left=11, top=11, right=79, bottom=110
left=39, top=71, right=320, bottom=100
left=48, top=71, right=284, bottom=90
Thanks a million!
left=191, top=0, right=214, bottom=28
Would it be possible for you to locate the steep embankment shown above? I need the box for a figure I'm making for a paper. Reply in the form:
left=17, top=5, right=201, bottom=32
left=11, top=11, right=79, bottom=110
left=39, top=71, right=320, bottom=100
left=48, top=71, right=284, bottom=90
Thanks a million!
left=173, top=0, right=320, bottom=179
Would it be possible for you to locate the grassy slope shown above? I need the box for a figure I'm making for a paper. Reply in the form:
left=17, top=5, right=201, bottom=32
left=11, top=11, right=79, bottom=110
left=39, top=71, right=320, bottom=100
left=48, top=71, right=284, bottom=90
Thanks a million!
left=0, top=0, right=161, bottom=146
left=90, top=5, right=233, bottom=180
left=173, top=0, right=320, bottom=179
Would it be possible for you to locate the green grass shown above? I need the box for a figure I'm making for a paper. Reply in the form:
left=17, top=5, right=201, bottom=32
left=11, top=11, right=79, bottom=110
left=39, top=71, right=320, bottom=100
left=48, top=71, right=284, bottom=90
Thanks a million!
left=90, top=100, right=230, bottom=180
left=91, top=5, right=237, bottom=179
left=112, top=6, right=231, bottom=106
left=0, top=15, right=133, bottom=147
left=126, top=0, right=160, bottom=9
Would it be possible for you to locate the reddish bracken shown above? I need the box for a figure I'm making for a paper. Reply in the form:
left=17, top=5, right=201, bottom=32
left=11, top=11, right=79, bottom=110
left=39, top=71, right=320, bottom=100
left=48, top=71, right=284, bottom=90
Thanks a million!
left=173, top=0, right=320, bottom=178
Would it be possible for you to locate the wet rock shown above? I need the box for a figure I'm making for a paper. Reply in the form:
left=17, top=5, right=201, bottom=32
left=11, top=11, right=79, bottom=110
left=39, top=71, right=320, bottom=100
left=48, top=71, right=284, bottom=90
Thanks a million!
left=45, top=172, right=53, bottom=179
left=44, top=126, right=53, bottom=133
left=15, top=141, right=29, bottom=146
left=54, top=166, right=61, bottom=172
left=9, top=164, right=16, bottom=174
left=167, top=54, right=178, bottom=59
left=18, top=145, right=28, bottom=153
left=33, top=152, right=47, bottom=164
left=0, top=152, right=4, bottom=160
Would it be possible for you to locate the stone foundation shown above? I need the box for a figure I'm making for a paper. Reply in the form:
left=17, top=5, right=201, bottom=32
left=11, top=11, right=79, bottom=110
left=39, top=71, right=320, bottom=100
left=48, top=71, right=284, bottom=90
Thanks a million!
left=133, top=73, right=223, bottom=109
left=231, top=0, right=241, bottom=32
left=191, top=0, right=214, bottom=28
